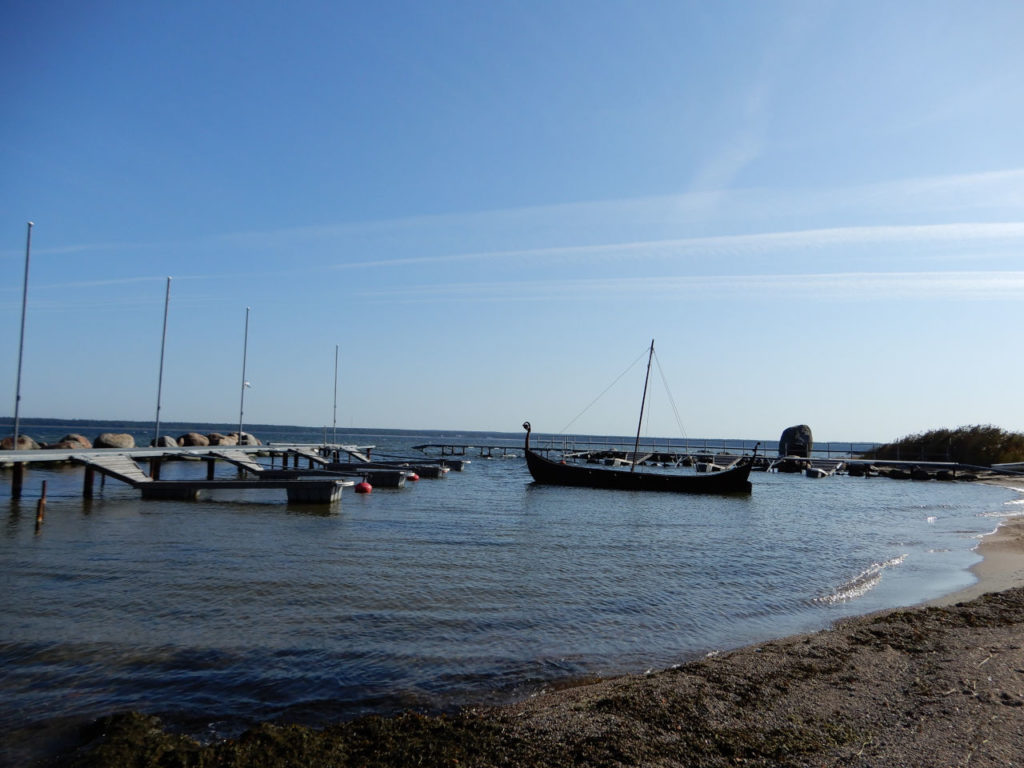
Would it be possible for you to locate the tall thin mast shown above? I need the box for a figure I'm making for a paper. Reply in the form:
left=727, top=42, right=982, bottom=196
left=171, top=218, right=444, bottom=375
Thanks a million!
left=153, top=277, right=171, bottom=446
left=238, top=307, right=250, bottom=443
left=631, top=339, right=654, bottom=472
left=332, top=344, right=339, bottom=444
left=12, top=222, right=33, bottom=449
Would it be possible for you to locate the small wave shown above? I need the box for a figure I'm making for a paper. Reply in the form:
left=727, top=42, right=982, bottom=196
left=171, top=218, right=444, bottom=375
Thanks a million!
left=974, top=524, right=1000, bottom=540
left=982, top=507, right=1023, bottom=519
left=815, top=555, right=907, bottom=605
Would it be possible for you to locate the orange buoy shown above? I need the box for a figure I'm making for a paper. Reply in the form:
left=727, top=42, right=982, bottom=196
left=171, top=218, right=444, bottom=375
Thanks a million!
left=408, top=473, right=420, bottom=482
left=355, top=481, right=372, bottom=494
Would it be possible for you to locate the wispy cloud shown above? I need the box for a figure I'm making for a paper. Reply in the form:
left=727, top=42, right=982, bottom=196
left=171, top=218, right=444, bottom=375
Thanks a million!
left=330, top=222, right=1024, bottom=270
left=33, top=275, right=169, bottom=290
left=355, top=270, right=1024, bottom=303
left=6, top=168, right=1023, bottom=273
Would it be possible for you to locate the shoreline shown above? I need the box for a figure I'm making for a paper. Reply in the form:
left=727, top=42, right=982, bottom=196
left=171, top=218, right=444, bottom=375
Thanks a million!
left=56, top=478, right=1024, bottom=767
left=61, top=596, right=1024, bottom=768
left=927, top=476, right=1024, bottom=607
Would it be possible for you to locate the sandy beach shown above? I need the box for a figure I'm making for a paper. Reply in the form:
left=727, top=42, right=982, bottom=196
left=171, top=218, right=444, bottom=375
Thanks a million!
left=928, top=477, right=1024, bottom=607
left=56, top=480, right=1024, bottom=767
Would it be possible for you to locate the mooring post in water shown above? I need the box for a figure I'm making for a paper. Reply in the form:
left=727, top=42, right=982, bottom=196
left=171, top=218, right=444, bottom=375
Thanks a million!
left=150, top=457, right=162, bottom=480
left=206, top=457, right=216, bottom=480
left=12, top=463, right=25, bottom=499
left=83, top=466, right=95, bottom=498
left=35, top=481, right=46, bottom=532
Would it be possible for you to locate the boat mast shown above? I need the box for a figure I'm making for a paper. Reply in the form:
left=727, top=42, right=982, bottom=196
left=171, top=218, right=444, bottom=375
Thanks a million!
left=631, top=339, right=654, bottom=472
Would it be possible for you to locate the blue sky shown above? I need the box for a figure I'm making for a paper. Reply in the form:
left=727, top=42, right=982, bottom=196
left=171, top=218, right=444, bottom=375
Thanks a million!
left=2, top=0, right=1022, bottom=442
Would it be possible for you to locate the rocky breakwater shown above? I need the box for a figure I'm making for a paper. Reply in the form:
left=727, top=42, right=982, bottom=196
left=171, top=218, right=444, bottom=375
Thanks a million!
left=2, top=430, right=261, bottom=455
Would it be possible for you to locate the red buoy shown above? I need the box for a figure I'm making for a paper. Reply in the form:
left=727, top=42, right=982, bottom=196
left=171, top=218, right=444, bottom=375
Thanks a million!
left=408, top=473, right=420, bottom=482
left=355, top=481, right=372, bottom=494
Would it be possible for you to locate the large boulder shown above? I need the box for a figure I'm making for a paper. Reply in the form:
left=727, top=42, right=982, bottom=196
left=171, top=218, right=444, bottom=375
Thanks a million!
left=206, top=432, right=237, bottom=446
left=151, top=435, right=178, bottom=448
left=177, top=432, right=210, bottom=447
left=233, top=432, right=261, bottom=446
left=1, top=435, right=40, bottom=450
left=778, top=424, right=813, bottom=458
left=94, top=433, right=136, bottom=449
left=46, top=433, right=93, bottom=450
left=61, top=434, right=92, bottom=449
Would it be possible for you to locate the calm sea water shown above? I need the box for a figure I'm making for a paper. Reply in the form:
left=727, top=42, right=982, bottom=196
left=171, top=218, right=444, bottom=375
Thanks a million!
left=1, top=422, right=1021, bottom=764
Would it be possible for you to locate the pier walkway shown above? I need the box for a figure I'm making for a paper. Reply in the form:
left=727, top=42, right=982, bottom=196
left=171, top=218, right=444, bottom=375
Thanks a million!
left=1, top=443, right=372, bottom=503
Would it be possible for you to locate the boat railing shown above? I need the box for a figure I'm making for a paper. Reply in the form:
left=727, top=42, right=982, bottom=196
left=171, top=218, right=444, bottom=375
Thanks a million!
left=532, top=436, right=881, bottom=461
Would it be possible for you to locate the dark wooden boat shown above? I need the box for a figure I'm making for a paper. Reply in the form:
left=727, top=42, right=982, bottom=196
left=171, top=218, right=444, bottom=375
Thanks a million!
left=522, top=340, right=754, bottom=494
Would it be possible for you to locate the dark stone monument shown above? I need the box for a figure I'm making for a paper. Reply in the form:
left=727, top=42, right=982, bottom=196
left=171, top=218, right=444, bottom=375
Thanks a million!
left=778, top=424, right=813, bottom=458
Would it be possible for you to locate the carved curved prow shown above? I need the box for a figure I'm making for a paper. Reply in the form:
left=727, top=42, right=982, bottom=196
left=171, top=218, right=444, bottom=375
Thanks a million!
left=522, top=421, right=532, bottom=452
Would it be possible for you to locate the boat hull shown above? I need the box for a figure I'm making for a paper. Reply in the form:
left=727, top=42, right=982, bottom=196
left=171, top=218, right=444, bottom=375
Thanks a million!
left=524, top=448, right=752, bottom=494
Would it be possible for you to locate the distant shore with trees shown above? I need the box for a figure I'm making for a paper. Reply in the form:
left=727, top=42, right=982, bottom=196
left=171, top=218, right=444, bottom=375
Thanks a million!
left=866, top=424, right=1024, bottom=466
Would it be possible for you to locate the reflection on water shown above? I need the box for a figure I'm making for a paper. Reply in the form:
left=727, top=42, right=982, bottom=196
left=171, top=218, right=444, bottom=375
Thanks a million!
left=0, top=429, right=1017, bottom=763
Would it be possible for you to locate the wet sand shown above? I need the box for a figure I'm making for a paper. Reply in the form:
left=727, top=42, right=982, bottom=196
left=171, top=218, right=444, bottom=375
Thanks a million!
left=55, top=480, right=1024, bottom=767
left=928, top=476, right=1024, bottom=607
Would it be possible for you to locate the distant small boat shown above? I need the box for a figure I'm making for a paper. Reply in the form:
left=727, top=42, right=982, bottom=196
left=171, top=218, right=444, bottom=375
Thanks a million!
left=522, top=340, right=754, bottom=495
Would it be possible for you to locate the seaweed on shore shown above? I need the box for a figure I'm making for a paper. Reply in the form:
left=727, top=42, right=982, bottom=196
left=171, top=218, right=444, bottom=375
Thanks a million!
left=56, top=587, right=1024, bottom=768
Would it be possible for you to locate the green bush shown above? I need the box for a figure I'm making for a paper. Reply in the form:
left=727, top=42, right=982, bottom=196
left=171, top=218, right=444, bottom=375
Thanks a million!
left=868, top=425, right=1024, bottom=466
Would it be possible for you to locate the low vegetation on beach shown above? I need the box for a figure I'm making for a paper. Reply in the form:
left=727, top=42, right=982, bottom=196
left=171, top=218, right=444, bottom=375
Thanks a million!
left=868, top=424, right=1024, bottom=466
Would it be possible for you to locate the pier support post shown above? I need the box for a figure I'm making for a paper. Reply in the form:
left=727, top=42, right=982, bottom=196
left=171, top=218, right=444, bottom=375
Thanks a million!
left=206, top=458, right=216, bottom=480
left=150, top=457, right=162, bottom=480
left=83, top=466, right=95, bottom=498
left=35, top=481, right=46, bottom=532
left=12, top=463, right=25, bottom=499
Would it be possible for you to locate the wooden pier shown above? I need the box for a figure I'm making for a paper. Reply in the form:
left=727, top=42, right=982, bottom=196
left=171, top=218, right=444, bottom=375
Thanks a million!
left=1, top=444, right=375, bottom=503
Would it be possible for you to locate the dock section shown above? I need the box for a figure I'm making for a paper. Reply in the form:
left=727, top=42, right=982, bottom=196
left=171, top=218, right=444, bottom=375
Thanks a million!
left=2, top=444, right=371, bottom=503
left=213, top=449, right=412, bottom=488
left=75, top=452, right=352, bottom=503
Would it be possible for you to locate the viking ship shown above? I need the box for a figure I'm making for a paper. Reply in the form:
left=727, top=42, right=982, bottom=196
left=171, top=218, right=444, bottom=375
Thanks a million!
left=522, top=340, right=754, bottom=494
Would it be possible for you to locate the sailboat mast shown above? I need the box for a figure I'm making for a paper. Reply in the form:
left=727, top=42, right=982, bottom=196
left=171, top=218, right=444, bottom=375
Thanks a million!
left=631, top=339, right=654, bottom=472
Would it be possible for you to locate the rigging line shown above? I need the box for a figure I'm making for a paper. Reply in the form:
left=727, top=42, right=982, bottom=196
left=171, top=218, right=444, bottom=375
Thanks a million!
left=558, top=345, right=651, bottom=435
left=653, top=350, right=689, bottom=441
